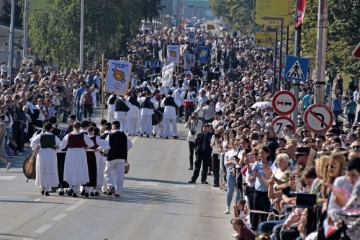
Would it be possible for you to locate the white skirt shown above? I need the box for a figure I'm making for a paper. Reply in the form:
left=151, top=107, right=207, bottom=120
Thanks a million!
left=35, top=148, right=59, bottom=188
left=64, top=148, right=89, bottom=186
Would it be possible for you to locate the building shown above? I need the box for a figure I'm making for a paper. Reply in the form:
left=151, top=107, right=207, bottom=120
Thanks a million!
left=181, top=0, right=213, bottom=20
left=0, top=23, right=23, bottom=68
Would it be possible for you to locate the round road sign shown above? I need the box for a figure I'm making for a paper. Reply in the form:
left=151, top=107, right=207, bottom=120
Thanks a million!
left=304, top=104, right=333, bottom=133
left=272, top=90, right=297, bottom=115
left=271, top=116, right=296, bottom=138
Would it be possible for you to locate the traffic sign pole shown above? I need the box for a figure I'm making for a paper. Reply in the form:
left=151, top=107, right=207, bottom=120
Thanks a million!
left=314, top=0, right=328, bottom=105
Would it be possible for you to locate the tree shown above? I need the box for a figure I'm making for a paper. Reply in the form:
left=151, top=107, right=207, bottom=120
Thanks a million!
left=28, top=0, right=162, bottom=69
left=0, top=0, right=22, bottom=28
left=210, top=0, right=255, bottom=34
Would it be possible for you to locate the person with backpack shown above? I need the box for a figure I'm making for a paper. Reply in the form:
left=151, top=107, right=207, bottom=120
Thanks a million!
left=80, top=85, right=96, bottom=121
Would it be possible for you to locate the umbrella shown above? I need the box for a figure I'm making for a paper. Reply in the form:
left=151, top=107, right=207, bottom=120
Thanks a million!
left=251, top=101, right=272, bottom=109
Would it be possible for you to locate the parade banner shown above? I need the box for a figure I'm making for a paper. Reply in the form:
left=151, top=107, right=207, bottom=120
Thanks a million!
left=167, top=45, right=180, bottom=64
left=183, top=54, right=196, bottom=70
left=162, top=62, right=175, bottom=88
left=105, top=60, right=132, bottom=96
left=180, top=45, right=188, bottom=56
left=197, top=46, right=209, bottom=63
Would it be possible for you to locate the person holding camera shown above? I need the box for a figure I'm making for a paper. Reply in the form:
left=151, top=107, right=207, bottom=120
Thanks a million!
left=185, top=112, right=203, bottom=170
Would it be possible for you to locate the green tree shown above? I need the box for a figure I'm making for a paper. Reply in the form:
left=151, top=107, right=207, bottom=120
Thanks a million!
left=28, top=0, right=162, bottom=69
left=210, top=0, right=255, bottom=34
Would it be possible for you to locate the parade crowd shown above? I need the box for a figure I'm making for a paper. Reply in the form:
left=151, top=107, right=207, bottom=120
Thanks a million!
left=1, top=23, right=360, bottom=240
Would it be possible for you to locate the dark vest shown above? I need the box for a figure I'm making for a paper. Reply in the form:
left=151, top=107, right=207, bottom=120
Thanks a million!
left=40, top=134, right=56, bottom=149
left=51, top=127, right=61, bottom=138
left=89, top=136, right=99, bottom=150
left=68, top=133, right=86, bottom=148
left=107, top=131, right=128, bottom=161
left=129, top=96, right=140, bottom=108
left=141, top=97, right=153, bottom=109
left=108, top=95, right=117, bottom=105
left=115, top=98, right=130, bottom=112
left=100, top=132, right=110, bottom=140
left=164, top=96, right=177, bottom=107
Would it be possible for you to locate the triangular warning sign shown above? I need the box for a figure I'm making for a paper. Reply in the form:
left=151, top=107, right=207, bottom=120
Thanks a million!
left=286, top=60, right=304, bottom=79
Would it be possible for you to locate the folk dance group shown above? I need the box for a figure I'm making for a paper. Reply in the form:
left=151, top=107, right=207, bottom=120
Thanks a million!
left=107, top=89, right=181, bottom=139
left=30, top=121, right=132, bottom=198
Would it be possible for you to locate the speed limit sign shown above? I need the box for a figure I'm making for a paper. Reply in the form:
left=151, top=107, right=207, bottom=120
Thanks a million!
left=271, top=116, right=296, bottom=137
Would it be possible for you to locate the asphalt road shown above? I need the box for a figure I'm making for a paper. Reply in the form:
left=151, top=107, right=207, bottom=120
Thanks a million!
left=0, top=107, right=233, bottom=240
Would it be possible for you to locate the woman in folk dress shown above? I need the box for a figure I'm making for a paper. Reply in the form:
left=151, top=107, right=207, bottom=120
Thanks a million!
left=88, top=126, right=110, bottom=196
left=30, top=122, right=61, bottom=196
left=59, top=122, right=94, bottom=197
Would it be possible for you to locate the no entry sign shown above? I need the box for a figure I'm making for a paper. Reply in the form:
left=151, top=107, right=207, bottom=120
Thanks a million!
left=272, top=116, right=296, bottom=138
left=304, top=104, right=333, bottom=133
left=272, top=90, right=297, bottom=115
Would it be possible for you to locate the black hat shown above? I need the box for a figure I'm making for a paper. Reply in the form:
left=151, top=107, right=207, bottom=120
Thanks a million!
left=295, top=147, right=310, bottom=155
left=215, top=110, right=223, bottom=115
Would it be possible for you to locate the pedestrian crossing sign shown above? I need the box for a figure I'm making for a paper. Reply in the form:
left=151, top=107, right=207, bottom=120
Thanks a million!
left=284, top=56, right=310, bottom=81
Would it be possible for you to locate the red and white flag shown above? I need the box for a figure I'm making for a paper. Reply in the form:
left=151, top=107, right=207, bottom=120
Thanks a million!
left=296, top=0, right=307, bottom=29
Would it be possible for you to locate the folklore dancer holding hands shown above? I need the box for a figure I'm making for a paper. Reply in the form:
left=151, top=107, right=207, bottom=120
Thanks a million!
left=30, top=122, right=61, bottom=196
left=60, top=122, right=94, bottom=197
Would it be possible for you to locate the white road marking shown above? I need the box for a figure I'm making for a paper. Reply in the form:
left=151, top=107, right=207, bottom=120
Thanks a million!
left=139, top=181, right=159, bottom=186
left=34, top=224, right=52, bottom=234
left=66, top=199, right=87, bottom=212
left=131, top=137, right=138, bottom=143
left=34, top=199, right=42, bottom=202
left=0, top=176, right=17, bottom=180
left=174, top=184, right=195, bottom=189
left=52, top=213, right=67, bottom=221
left=22, top=238, right=34, bottom=240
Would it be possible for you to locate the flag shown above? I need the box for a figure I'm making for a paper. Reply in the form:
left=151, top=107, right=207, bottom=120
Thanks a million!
left=183, top=54, right=195, bottom=70
left=162, top=63, right=175, bottom=88
left=105, top=60, right=132, bottom=96
left=295, top=0, right=307, bottom=29
left=166, top=45, right=180, bottom=64
left=180, top=45, right=188, bottom=56
left=197, top=46, right=209, bottom=63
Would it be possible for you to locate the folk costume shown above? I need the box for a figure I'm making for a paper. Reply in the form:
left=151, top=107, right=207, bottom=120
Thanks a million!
left=161, top=93, right=181, bottom=138
left=30, top=132, right=61, bottom=194
left=88, top=134, right=110, bottom=195
left=105, top=130, right=133, bottom=196
left=127, top=95, right=141, bottom=136
left=59, top=132, right=94, bottom=196
left=106, top=94, right=119, bottom=123
left=114, top=97, right=131, bottom=132
left=138, top=94, right=158, bottom=137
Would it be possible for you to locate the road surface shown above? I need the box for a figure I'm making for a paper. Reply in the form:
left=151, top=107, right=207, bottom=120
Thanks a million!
left=0, top=107, right=233, bottom=240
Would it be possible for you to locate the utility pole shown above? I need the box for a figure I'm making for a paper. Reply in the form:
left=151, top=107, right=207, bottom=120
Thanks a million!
left=272, top=28, right=278, bottom=94
left=279, top=25, right=283, bottom=91
left=291, top=0, right=302, bottom=125
left=80, top=0, right=84, bottom=72
left=7, top=0, right=15, bottom=83
left=23, top=0, right=29, bottom=57
left=314, top=0, right=328, bottom=104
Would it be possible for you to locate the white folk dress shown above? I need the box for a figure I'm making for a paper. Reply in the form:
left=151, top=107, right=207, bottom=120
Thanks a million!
left=88, top=135, right=110, bottom=187
left=30, top=132, right=61, bottom=188
left=59, top=132, right=94, bottom=186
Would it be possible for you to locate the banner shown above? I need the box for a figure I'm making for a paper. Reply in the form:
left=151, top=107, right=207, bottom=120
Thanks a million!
left=180, top=45, right=188, bottom=56
left=162, top=62, right=175, bottom=88
left=296, top=0, right=307, bottom=29
left=197, top=46, right=209, bottom=63
left=166, top=45, right=180, bottom=64
left=30, top=0, right=49, bottom=13
left=183, top=54, right=195, bottom=70
left=105, top=60, right=132, bottom=96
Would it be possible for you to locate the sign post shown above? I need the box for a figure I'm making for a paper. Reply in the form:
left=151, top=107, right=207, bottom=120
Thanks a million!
left=304, top=104, right=333, bottom=134
left=272, top=116, right=296, bottom=137
left=272, top=90, right=297, bottom=115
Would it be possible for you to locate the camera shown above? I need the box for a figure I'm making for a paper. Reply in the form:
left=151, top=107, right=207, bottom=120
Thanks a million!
left=214, top=133, right=220, bottom=138
left=190, top=130, right=196, bottom=135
